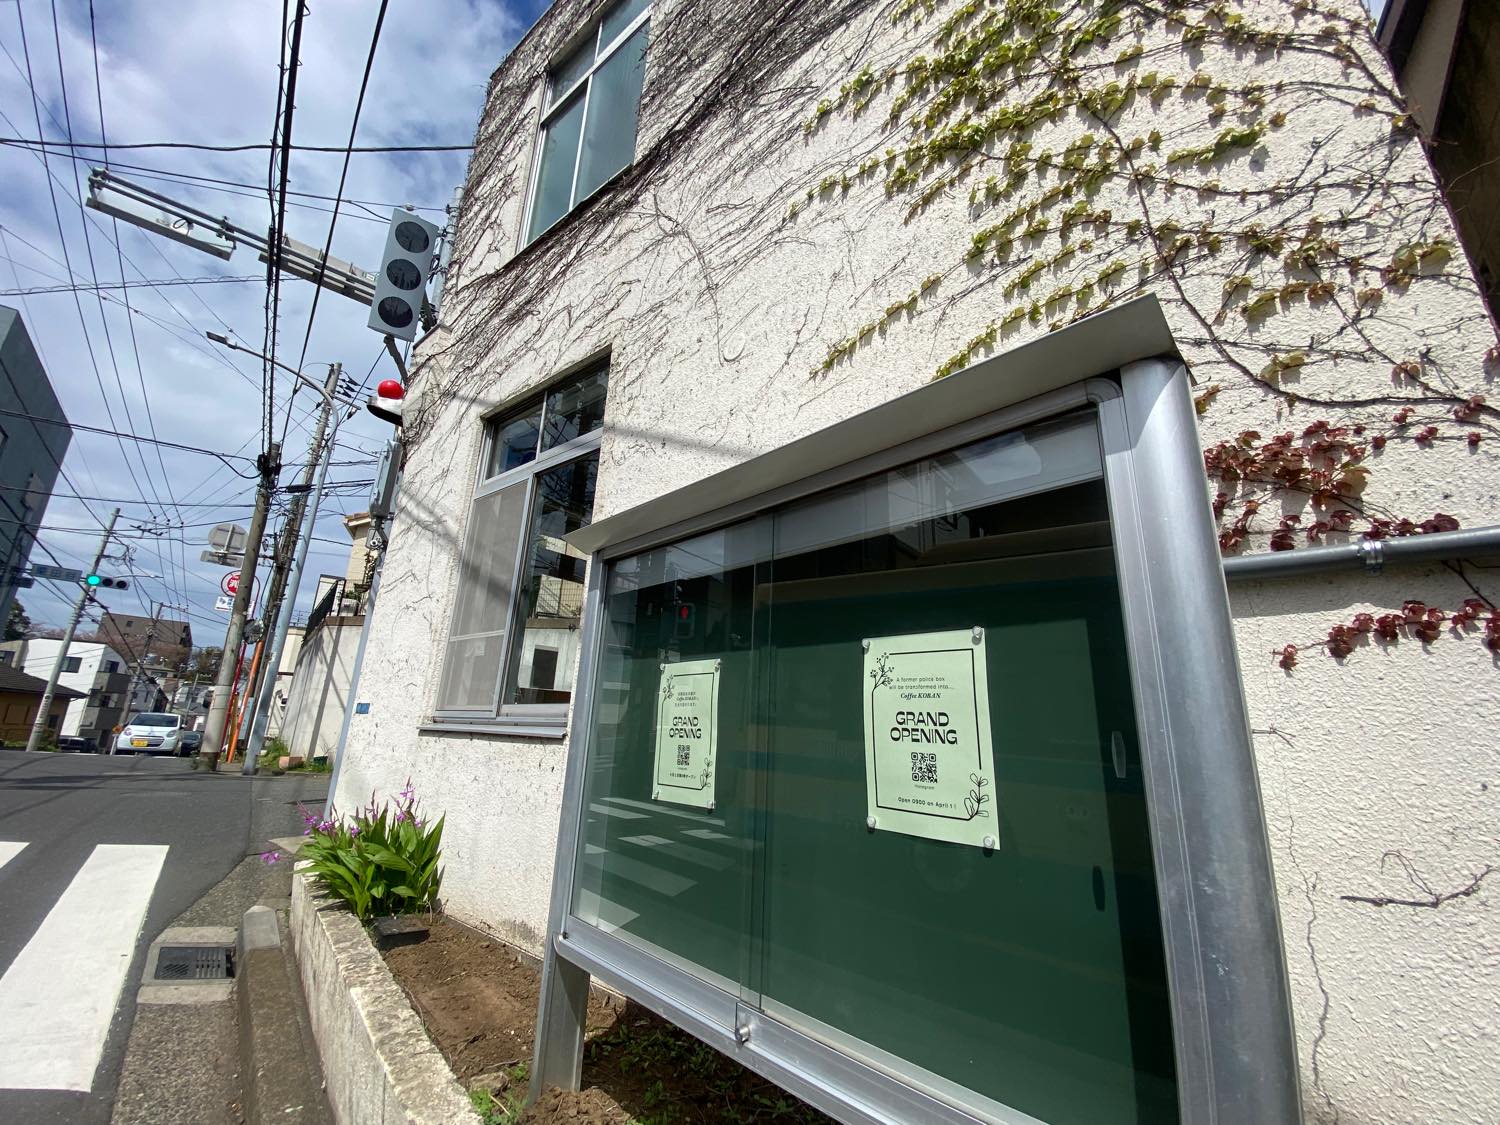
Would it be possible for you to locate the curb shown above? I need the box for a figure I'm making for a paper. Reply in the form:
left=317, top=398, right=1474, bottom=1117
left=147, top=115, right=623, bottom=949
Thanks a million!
left=290, top=870, right=481, bottom=1125
left=238, top=904, right=333, bottom=1125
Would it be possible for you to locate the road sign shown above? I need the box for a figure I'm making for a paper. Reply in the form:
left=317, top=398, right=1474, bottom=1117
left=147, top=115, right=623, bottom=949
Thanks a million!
left=86, top=176, right=236, bottom=260
left=208, top=523, right=248, bottom=554
left=222, top=572, right=240, bottom=596
left=214, top=595, right=233, bottom=612
left=200, top=550, right=245, bottom=568
left=30, top=563, right=84, bottom=583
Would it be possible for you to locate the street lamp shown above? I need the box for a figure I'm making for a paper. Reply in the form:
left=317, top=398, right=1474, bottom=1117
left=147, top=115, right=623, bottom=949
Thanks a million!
left=205, top=332, right=355, bottom=407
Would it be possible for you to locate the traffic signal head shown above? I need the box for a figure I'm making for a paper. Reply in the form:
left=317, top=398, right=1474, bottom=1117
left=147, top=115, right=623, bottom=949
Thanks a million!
left=85, top=574, right=128, bottom=590
left=368, top=209, right=440, bottom=342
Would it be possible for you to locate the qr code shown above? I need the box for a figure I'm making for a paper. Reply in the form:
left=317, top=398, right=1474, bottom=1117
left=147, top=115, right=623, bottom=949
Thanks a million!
left=676, top=747, right=692, bottom=767
left=910, top=752, right=938, bottom=784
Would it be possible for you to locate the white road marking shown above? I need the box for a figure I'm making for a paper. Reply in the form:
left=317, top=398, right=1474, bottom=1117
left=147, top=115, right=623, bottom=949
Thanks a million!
left=0, top=842, right=26, bottom=872
left=0, top=843, right=168, bottom=1091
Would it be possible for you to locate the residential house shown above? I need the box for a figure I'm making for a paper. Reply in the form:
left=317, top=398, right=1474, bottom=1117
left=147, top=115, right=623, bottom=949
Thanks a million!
left=332, top=2, right=1500, bottom=1121
left=0, top=662, right=82, bottom=744
left=20, top=638, right=133, bottom=751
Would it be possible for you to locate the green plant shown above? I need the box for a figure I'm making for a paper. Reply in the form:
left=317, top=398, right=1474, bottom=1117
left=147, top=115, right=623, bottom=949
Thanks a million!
left=299, top=782, right=444, bottom=921
left=468, top=1061, right=529, bottom=1125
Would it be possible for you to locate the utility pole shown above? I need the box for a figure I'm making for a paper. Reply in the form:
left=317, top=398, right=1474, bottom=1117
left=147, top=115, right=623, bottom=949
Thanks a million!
left=243, top=365, right=341, bottom=773
left=26, top=509, right=120, bottom=753
left=199, top=444, right=280, bottom=770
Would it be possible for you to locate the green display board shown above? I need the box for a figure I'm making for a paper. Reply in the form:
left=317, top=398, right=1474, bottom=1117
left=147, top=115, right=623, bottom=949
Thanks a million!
left=572, top=417, right=1178, bottom=1123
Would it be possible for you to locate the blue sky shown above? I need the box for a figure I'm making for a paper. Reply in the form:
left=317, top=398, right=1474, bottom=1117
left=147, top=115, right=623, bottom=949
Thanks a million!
left=2, top=0, right=550, bottom=637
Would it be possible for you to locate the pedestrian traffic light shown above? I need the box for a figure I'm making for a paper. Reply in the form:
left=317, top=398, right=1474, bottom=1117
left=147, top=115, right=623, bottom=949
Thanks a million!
left=367, top=209, right=440, bottom=342
left=84, top=574, right=128, bottom=589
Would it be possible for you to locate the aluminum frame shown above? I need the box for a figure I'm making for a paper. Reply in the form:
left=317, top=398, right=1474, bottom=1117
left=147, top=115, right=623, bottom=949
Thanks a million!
left=533, top=361, right=1301, bottom=1123
left=520, top=1, right=653, bottom=247
left=432, top=383, right=605, bottom=725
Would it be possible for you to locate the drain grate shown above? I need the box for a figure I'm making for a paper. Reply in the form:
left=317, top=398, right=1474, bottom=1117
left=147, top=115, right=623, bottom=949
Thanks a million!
left=154, top=945, right=235, bottom=981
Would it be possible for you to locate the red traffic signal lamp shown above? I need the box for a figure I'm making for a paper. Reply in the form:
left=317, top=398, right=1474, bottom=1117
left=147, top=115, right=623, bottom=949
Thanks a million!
left=368, top=378, right=406, bottom=425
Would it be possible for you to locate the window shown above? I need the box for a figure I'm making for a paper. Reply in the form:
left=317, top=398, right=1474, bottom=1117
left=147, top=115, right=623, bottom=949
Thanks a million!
left=104, top=660, right=119, bottom=673
left=61, top=656, right=81, bottom=673
left=435, top=363, right=608, bottom=727
left=524, top=0, right=651, bottom=244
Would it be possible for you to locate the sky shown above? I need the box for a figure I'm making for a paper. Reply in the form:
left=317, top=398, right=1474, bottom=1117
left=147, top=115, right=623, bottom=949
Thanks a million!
left=1, top=0, right=551, bottom=639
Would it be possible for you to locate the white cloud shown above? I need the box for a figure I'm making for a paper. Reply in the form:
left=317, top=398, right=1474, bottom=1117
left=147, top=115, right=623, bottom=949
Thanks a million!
left=1, top=0, right=536, bottom=636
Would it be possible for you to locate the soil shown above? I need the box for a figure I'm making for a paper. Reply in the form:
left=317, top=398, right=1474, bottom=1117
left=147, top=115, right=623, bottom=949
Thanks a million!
left=381, top=914, right=833, bottom=1124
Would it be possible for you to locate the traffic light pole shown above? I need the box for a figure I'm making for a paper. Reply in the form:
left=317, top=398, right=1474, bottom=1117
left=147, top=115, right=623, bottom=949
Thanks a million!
left=242, top=365, right=341, bottom=773
left=25, top=509, right=120, bottom=754
left=199, top=444, right=280, bottom=771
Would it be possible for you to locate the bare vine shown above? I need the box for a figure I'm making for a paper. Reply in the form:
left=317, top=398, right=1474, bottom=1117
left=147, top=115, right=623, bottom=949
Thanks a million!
left=409, top=0, right=1498, bottom=668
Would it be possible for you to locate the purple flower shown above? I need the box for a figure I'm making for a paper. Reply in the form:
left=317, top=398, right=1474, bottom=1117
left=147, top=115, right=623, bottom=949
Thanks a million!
left=349, top=822, right=361, bottom=837
left=261, top=851, right=280, bottom=865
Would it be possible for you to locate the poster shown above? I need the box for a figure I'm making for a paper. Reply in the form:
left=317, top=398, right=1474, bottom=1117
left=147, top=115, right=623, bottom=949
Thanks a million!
left=652, top=658, right=720, bottom=809
left=863, top=628, right=997, bottom=848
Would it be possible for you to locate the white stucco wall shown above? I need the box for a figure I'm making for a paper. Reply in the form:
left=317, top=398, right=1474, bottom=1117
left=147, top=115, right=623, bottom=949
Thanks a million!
left=337, top=0, right=1499, bottom=1119
left=281, top=619, right=362, bottom=761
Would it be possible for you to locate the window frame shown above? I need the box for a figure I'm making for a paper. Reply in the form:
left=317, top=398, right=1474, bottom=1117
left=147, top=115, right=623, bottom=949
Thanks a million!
left=519, top=0, right=652, bottom=248
left=427, top=365, right=607, bottom=736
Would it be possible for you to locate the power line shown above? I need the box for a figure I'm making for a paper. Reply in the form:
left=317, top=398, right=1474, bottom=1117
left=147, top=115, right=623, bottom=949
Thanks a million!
left=0, top=483, right=254, bottom=509
left=0, top=136, right=473, bottom=153
left=286, top=0, right=391, bottom=443
left=0, top=275, right=262, bottom=296
left=265, top=0, right=310, bottom=454
left=0, top=406, right=258, bottom=470
left=14, top=0, right=158, bottom=523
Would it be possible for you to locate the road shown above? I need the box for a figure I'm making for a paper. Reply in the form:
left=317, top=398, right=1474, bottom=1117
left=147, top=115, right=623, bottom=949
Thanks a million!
left=0, top=749, right=328, bottom=1124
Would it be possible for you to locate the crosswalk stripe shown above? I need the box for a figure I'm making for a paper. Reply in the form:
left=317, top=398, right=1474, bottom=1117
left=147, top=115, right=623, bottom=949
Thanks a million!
left=0, top=842, right=25, bottom=872
left=0, top=843, right=168, bottom=1092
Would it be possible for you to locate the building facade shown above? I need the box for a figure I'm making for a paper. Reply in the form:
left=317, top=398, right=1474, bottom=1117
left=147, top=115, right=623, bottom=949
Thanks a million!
left=334, top=2, right=1500, bottom=1121
left=0, top=306, right=70, bottom=629
left=19, top=639, right=133, bottom=751
left=0, top=662, right=82, bottom=744
left=97, top=610, right=192, bottom=675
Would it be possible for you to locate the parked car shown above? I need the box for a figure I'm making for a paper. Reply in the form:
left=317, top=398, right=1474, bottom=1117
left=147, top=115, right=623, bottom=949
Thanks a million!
left=113, top=713, right=184, bottom=755
left=179, top=730, right=202, bottom=755
left=56, top=735, right=97, bottom=753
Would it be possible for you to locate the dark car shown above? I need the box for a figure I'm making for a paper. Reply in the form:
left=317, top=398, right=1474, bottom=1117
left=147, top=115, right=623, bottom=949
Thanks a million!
left=178, top=730, right=203, bottom=756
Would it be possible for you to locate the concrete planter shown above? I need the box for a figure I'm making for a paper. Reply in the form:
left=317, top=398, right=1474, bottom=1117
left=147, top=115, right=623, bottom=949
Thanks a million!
left=290, top=870, right=480, bottom=1125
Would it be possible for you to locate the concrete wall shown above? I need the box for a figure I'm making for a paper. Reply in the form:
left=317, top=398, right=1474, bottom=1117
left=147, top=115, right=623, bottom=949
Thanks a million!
left=281, top=619, right=363, bottom=762
left=336, top=1, right=1500, bottom=1119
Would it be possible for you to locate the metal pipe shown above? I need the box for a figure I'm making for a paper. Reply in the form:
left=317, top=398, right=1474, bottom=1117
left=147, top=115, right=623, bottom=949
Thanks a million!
left=1223, top=524, right=1500, bottom=581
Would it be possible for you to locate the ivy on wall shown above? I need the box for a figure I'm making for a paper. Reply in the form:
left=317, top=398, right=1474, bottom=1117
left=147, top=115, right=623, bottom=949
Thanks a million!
left=794, top=0, right=1500, bottom=666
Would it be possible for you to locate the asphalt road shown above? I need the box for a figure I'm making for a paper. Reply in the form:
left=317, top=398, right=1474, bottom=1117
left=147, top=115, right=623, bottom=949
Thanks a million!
left=0, top=749, right=329, bottom=1124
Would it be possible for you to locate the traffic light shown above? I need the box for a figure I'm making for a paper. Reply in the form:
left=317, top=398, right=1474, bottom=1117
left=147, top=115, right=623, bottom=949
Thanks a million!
left=367, top=209, right=440, bottom=342
left=673, top=602, right=695, bottom=639
left=84, top=574, right=128, bottom=590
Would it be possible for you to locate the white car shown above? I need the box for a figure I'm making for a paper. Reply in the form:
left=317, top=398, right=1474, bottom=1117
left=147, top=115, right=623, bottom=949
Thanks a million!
left=114, top=713, right=185, bottom=755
